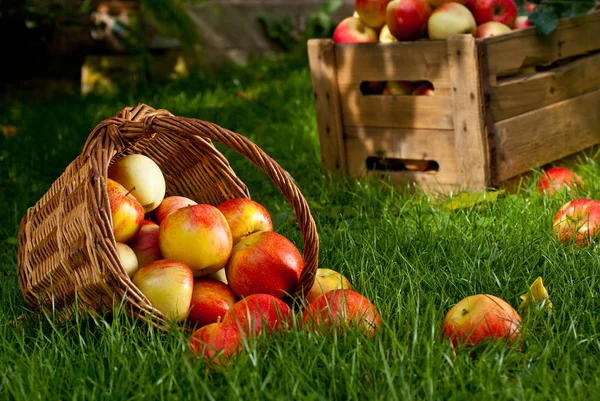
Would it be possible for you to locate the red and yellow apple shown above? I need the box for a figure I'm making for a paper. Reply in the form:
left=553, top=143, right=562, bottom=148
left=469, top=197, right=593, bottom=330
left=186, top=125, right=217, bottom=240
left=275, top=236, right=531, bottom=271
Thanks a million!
left=538, top=167, right=583, bottom=196
left=107, top=178, right=144, bottom=243
left=159, top=204, right=233, bottom=277
left=108, top=154, right=166, bottom=213
left=467, top=0, right=518, bottom=28
left=116, top=242, right=139, bottom=278
left=412, top=81, right=435, bottom=96
left=305, top=268, right=353, bottom=304
left=222, top=293, right=292, bottom=336
left=225, top=231, right=303, bottom=299
left=386, top=0, right=432, bottom=41
left=155, top=196, right=197, bottom=225
left=378, top=24, right=398, bottom=43
left=355, top=0, right=393, bottom=28
left=333, top=16, right=379, bottom=44
left=132, top=259, right=194, bottom=322
left=514, top=15, right=533, bottom=29
left=129, top=220, right=162, bottom=268
left=427, top=0, right=467, bottom=6
left=427, top=2, right=477, bottom=40
left=441, top=294, right=521, bottom=348
left=302, top=289, right=381, bottom=336
left=553, top=198, right=600, bottom=247
left=475, top=21, right=512, bottom=38
left=217, top=198, right=273, bottom=245
left=187, top=278, right=237, bottom=328
left=383, top=80, right=414, bottom=95
left=189, top=323, right=243, bottom=365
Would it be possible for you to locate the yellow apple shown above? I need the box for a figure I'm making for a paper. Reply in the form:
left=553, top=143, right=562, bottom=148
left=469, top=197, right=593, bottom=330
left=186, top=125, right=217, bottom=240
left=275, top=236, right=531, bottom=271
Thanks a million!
left=427, top=2, right=476, bottom=40
left=305, top=268, right=352, bottom=303
left=116, top=242, right=139, bottom=278
left=108, top=154, right=166, bottom=213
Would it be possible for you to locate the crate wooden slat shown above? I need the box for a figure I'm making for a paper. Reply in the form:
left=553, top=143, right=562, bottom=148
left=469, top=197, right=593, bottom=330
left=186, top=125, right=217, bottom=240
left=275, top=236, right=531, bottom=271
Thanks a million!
left=308, top=11, right=600, bottom=193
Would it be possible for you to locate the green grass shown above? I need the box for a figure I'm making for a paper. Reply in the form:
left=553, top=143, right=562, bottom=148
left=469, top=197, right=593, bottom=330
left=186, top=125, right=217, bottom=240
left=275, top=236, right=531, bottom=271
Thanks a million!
left=2, top=53, right=600, bottom=400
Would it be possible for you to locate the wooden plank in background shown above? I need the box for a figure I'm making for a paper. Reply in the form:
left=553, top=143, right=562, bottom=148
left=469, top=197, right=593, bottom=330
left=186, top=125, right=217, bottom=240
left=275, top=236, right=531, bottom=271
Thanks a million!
left=484, top=11, right=600, bottom=81
left=307, top=39, right=347, bottom=173
left=494, top=88, right=600, bottom=182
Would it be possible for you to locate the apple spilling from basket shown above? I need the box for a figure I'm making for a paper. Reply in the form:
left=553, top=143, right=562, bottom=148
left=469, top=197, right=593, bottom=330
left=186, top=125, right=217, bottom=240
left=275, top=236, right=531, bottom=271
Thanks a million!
left=106, top=153, right=380, bottom=363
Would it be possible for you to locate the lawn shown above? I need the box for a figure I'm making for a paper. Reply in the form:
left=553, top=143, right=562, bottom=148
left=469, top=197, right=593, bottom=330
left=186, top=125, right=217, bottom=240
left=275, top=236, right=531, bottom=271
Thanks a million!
left=1, top=52, right=600, bottom=400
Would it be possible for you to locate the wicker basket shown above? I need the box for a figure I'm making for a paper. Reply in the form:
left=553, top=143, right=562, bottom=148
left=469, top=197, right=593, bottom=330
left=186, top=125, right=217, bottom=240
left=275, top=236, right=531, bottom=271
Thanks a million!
left=16, top=104, right=319, bottom=328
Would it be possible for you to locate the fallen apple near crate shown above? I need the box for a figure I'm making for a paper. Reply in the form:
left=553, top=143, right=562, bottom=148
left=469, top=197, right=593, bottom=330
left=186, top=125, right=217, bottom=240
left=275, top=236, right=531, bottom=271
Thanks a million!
left=16, top=104, right=319, bottom=328
left=308, top=11, right=600, bottom=193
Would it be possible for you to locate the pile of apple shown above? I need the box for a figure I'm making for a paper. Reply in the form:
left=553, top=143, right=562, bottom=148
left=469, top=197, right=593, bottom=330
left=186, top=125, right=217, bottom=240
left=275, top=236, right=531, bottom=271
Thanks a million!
left=106, top=153, right=380, bottom=364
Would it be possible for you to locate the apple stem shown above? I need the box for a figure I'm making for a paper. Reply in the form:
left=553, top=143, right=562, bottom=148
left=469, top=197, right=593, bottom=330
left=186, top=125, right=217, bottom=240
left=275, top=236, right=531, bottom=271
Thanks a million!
left=125, top=186, right=137, bottom=197
left=461, top=308, right=469, bottom=316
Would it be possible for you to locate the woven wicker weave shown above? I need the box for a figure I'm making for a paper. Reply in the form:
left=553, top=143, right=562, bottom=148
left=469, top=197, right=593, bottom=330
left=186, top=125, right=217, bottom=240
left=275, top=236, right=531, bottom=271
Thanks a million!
left=17, top=104, right=319, bottom=327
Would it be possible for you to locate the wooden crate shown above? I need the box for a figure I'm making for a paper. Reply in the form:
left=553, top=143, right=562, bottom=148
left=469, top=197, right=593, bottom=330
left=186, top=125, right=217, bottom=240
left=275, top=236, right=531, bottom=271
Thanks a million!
left=308, top=11, right=600, bottom=193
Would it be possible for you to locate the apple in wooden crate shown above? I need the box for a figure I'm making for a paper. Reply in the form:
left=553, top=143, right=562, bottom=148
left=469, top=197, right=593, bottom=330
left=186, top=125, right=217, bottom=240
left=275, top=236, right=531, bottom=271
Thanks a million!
left=355, top=0, right=392, bottom=28
left=187, top=278, right=237, bottom=328
left=333, top=16, right=379, bottom=44
left=225, top=231, right=303, bottom=299
left=475, top=21, right=512, bottom=38
left=467, top=0, right=518, bottom=28
left=108, top=154, right=166, bottom=213
left=159, top=204, right=233, bottom=277
left=107, top=178, right=144, bottom=243
left=302, top=289, right=381, bottom=336
left=514, top=15, right=533, bottom=29
left=442, top=294, right=521, bottom=348
left=427, top=0, right=467, bottom=6
left=217, top=198, right=273, bottom=245
left=129, top=220, right=162, bottom=268
left=189, top=323, right=244, bottom=365
left=383, top=80, right=414, bottom=95
left=386, top=0, right=432, bottom=41
left=132, top=259, right=194, bottom=322
left=553, top=198, right=600, bottom=247
left=427, top=2, right=476, bottom=40
left=222, top=293, right=292, bottom=336
left=378, top=25, right=397, bottom=43
left=155, top=196, right=197, bottom=224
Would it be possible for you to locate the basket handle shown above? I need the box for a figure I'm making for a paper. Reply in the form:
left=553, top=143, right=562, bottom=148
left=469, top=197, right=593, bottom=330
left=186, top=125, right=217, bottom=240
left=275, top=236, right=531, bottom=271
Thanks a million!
left=117, top=108, right=319, bottom=298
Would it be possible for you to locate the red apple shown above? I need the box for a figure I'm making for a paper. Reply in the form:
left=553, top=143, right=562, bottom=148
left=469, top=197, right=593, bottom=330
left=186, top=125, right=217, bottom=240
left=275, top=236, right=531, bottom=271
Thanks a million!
left=129, top=220, right=162, bottom=268
left=108, top=154, right=166, bottom=213
left=155, top=196, right=197, bottom=225
left=386, top=0, right=432, bottom=41
left=333, top=16, right=379, bottom=44
left=355, top=0, right=393, bottom=28
left=226, top=231, right=303, bottom=299
left=553, top=198, right=600, bottom=247
left=132, top=259, right=194, bottom=322
left=107, top=178, right=144, bottom=243
left=468, top=0, right=518, bottom=28
left=187, top=278, right=237, bottom=328
left=427, top=0, right=467, bottom=6
left=441, top=294, right=521, bottom=348
left=412, top=81, right=435, bottom=96
left=514, top=15, right=533, bottom=29
left=222, top=293, right=292, bottom=336
left=427, top=2, right=477, bottom=39
left=302, top=289, right=381, bottom=336
left=159, top=204, right=232, bottom=277
left=538, top=167, right=583, bottom=196
left=475, top=21, right=512, bottom=38
left=383, top=80, right=414, bottom=95
left=217, top=198, right=273, bottom=245
left=189, top=323, right=243, bottom=365
left=305, top=268, right=353, bottom=304
left=116, top=242, right=138, bottom=278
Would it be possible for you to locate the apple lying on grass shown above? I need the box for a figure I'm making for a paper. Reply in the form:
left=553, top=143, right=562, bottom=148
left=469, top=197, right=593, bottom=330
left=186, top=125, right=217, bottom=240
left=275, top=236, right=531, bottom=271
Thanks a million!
left=222, top=293, right=292, bottom=336
left=159, top=204, right=233, bottom=277
left=427, top=2, right=477, bottom=40
left=333, top=16, right=379, bottom=44
left=305, top=268, right=353, bottom=304
left=302, top=289, right=381, bottom=336
left=189, top=322, right=244, bottom=365
left=442, top=294, right=521, bottom=348
left=187, top=278, right=237, bottom=328
left=386, top=0, right=432, bottom=41
left=226, top=231, right=303, bottom=299
left=538, top=167, right=583, bottom=196
left=108, top=154, right=166, bottom=213
left=129, top=220, right=162, bottom=268
left=107, top=178, right=144, bottom=243
left=553, top=198, right=600, bottom=247
left=355, top=0, right=392, bottom=28
left=155, top=196, right=197, bottom=224
left=133, top=259, right=194, bottom=322
left=217, top=198, right=273, bottom=245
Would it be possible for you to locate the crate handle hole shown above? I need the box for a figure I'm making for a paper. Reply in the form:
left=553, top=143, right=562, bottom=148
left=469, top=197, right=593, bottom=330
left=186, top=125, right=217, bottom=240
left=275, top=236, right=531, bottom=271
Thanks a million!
left=366, top=157, right=439, bottom=173
left=360, top=80, right=435, bottom=96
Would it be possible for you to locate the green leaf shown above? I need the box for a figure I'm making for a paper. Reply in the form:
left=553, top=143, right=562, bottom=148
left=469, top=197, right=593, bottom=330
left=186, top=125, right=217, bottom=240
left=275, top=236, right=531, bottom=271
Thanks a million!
left=441, top=190, right=505, bottom=211
left=529, top=6, right=558, bottom=36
